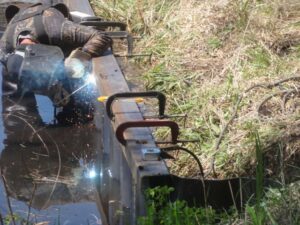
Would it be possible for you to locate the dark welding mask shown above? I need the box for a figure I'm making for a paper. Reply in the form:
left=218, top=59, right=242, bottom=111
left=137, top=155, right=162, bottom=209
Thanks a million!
left=7, top=44, right=70, bottom=106
left=18, top=44, right=64, bottom=92
left=6, top=45, right=25, bottom=83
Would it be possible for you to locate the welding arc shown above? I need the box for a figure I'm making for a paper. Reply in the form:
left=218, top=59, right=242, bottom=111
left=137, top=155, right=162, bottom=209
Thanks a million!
left=54, top=82, right=90, bottom=106
left=160, top=145, right=204, bottom=179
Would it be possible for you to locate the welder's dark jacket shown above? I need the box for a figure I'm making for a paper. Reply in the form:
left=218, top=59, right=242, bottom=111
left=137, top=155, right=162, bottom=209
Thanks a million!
left=0, top=3, right=112, bottom=62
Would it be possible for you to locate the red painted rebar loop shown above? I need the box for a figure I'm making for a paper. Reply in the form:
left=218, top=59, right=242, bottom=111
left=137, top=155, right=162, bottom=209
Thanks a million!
left=105, top=91, right=166, bottom=120
left=116, top=120, right=179, bottom=145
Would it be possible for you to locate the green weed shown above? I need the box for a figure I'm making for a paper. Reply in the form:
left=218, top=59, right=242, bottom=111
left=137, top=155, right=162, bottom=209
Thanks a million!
left=207, top=37, right=222, bottom=50
left=92, top=0, right=300, bottom=189
left=1, top=213, right=33, bottom=225
left=247, top=47, right=271, bottom=70
left=246, top=131, right=267, bottom=225
left=138, top=186, right=232, bottom=225
left=235, top=0, right=251, bottom=29
left=138, top=133, right=299, bottom=225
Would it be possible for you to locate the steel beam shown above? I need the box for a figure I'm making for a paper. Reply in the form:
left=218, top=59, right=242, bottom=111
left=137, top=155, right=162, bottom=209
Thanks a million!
left=61, top=0, right=170, bottom=224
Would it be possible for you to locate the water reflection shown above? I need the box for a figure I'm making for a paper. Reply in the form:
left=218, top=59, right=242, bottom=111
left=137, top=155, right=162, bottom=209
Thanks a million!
left=0, top=2, right=104, bottom=223
left=0, top=91, right=102, bottom=224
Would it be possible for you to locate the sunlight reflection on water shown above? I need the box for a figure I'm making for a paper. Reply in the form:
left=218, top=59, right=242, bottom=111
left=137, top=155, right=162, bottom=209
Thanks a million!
left=0, top=60, right=102, bottom=225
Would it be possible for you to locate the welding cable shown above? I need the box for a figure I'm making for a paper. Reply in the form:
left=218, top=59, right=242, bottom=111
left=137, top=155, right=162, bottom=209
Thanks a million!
left=160, top=145, right=208, bottom=207
left=160, top=145, right=204, bottom=179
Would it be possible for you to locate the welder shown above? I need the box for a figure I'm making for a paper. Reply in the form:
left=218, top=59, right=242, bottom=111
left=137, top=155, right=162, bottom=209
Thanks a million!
left=0, top=2, right=112, bottom=124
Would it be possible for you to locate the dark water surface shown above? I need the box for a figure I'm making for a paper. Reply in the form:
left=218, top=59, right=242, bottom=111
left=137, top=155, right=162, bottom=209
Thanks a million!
left=0, top=83, right=103, bottom=224
left=0, top=2, right=109, bottom=223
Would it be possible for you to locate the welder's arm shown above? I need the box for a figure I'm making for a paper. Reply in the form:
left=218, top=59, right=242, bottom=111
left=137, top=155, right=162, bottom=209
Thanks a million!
left=60, top=20, right=112, bottom=57
left=43, top=8, right=112, bottom=76
left=59, top=21, right=112, bottom=78
left=44, top=8, right=112, bottom=56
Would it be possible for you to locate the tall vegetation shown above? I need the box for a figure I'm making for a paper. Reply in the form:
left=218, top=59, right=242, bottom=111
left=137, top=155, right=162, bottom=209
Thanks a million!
left=91, top=0, right=300, bottom=223
left=91, top=0, right=300, bottom=225
left=91, top=0, right=300, bottom=180
left=137, top=133, right=299, bottom=225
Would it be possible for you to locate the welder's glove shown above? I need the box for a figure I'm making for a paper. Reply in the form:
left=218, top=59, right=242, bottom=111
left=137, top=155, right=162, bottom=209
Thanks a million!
left=64, top=48, right=92, bottom=79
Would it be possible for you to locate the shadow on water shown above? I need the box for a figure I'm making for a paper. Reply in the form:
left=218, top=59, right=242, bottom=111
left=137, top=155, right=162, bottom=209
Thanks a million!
left=0, top=85, right=104, bottom=224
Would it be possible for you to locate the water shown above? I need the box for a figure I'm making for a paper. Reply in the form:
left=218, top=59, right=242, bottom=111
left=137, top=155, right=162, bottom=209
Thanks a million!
left=0, top=77, right=104, bottom=224
left=0, top=2, right=124, bottom=223
left=0, top=3, right=107, bottom=222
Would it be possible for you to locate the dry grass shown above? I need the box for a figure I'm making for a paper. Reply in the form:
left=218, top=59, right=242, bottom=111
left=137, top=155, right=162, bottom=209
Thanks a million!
left=91, top=0, right=300, bottom=182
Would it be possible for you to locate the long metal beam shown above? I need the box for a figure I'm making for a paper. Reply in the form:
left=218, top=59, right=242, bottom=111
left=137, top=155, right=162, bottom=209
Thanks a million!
left=61, top=0, right=94, bottom=15
left=62, top=1, right=170, bottom=224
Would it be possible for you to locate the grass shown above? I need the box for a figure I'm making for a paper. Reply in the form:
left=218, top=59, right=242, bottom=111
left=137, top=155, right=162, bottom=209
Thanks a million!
left=137, top=186, right=228, bottom=225
left=91, top=0, right=300, bottom=222
left=91, top=0, right=300, bottom=181
left=245, top=131, right=266, bottom=225
left=138, top=133, right=300, bottom=225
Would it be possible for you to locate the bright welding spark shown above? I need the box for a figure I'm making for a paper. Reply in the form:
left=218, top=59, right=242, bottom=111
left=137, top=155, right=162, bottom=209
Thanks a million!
left=88, top=168, right=97, bottom=179
left=86, top=73, right=96, bottom=85
left=55, top=73, right=95, bottom=105
left=108, top=169, right=112, bottom=178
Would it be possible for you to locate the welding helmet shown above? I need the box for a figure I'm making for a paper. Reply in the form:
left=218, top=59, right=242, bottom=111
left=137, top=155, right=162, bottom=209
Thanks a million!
left=18, top=44, right=65, bottom=91
left=6, top=43, right=70, bottom=106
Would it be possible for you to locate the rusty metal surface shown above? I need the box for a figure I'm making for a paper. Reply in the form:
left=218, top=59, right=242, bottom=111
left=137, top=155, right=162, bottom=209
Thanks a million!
left=105, top=91, right=166, bottom=120
left=63, top=0, right=170, bottom=223
left=80, top=21, right=127, bottom=31
left=92, top=55, right=169, bottom=174
left=60, top=0, right=94, bottom=15
left=91, top=40, right=170, bottom=224
left=116, top=120, right=179, bottom=145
